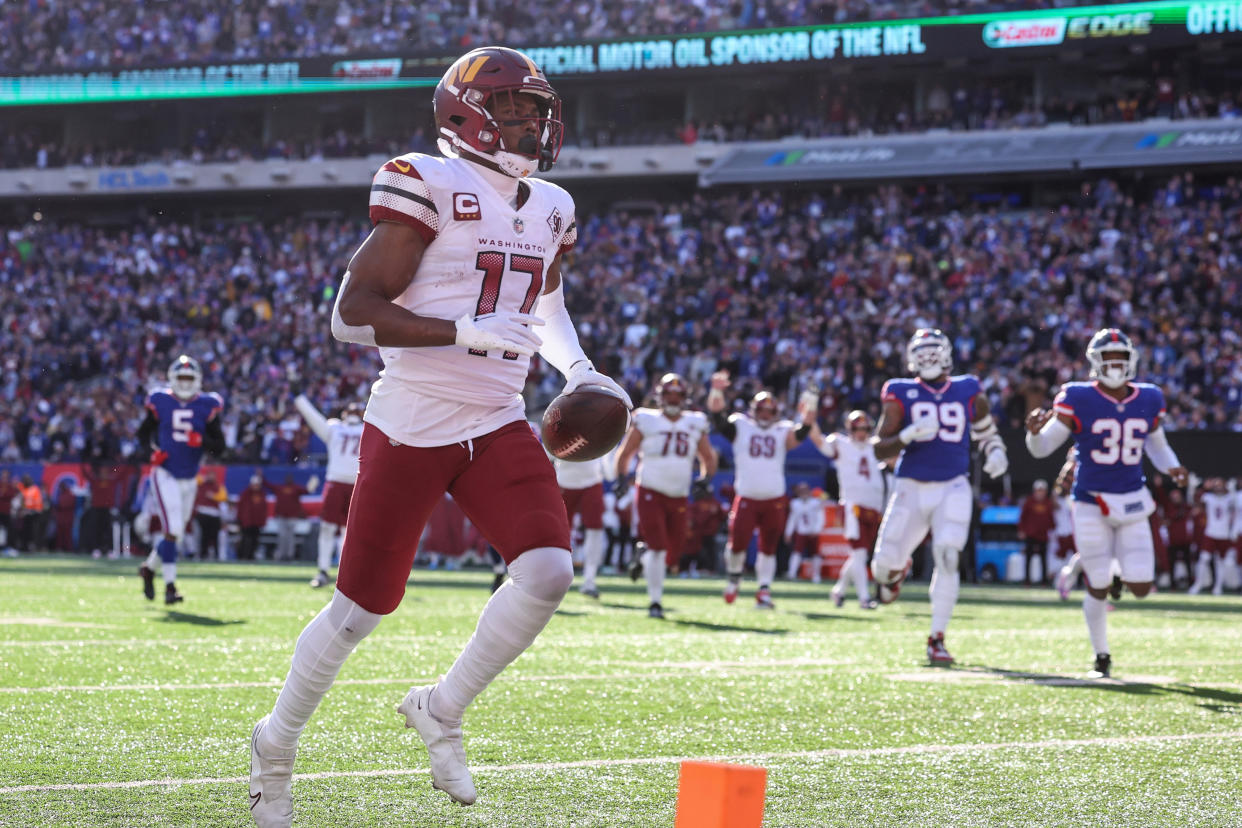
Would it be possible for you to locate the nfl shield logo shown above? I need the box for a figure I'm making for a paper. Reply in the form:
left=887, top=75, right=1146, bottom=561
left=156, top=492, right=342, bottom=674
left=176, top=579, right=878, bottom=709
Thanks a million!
left=547, top=207, right=563, bottom=237
left=513, top=217, right=525, bottom=235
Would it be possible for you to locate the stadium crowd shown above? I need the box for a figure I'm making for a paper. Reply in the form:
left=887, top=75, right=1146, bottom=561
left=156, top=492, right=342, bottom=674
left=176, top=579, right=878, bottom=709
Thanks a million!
left=2, top=0, right=1106, bottom=72
left=0, top=172, right=1239, bottom=467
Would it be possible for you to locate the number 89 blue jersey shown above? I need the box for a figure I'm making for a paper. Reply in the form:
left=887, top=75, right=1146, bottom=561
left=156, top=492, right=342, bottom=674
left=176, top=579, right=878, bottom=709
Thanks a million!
left=1053, top=381, right=1165, bottom=503
left=882, top=375, right=980, bottom=482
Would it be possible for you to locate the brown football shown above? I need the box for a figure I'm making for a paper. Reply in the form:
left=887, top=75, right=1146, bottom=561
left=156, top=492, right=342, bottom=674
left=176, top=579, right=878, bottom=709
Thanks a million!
left=542, top=385, right=631, bottom=462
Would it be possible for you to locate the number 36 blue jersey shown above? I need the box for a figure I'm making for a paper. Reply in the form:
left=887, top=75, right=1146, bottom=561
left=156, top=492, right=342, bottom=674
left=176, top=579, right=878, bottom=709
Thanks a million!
left=145, top=389, right=224, bottom=480
left=882, top=375, right=980, bottom=482
left=1053, top=381, right=1165, bottom=503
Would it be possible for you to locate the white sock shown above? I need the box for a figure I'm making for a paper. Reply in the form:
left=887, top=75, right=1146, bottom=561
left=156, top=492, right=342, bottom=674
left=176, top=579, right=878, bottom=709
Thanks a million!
left=850, top=550, right=870, bottom=599
left=832, top=550, right=859, bottom=596
left=725, top=550, right=745, bottom=577
left=112, top=522, right=121, bottom=555
left=317, top=523, right=337, bottom=573
left=929, top=564, right=960, bottom=635
left=644, top=548, right=666, bottom=604
left=1212, top=556, right=1224, bottom=593
left=755, top=553, right=777, bottom=590
left=144, top=548, right=159, bottom=569
left=265, top=591, right=383, bottom=750
left=581, top=529, right=604, bottom=591
left=434, top=547, right=572, bottom=721
left=787, top=552, right=802, bottom=580
left=163, top=562, right=176, bottom=585
left=1193, top=552, right=1211, bottom=590
left=1063, top=553, right=1082, bottom=579
left=1083, top=593, right=1109, bottom=655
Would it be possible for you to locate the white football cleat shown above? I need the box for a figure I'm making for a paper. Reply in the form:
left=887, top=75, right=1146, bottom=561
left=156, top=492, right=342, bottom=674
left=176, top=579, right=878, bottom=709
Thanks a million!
left=397, top=685, right=477, bottom=805
left=249, top=715, right=295, bottom=828
left=1055, top=569, right=1072, bottom=601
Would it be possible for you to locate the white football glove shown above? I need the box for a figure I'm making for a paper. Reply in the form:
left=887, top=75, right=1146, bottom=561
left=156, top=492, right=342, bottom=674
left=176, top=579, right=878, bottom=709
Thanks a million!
left=899, top=419, right=938, bottom=444
left=454, top=312, right=544, bottom=357
left=983, top=447, right=1009, bottom=479
left=563, top=361, right=634, bottom=409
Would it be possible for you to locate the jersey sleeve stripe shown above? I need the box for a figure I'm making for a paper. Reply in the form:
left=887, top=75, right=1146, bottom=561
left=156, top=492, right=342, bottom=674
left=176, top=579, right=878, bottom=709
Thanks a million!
left=559, top=221, right=577, bottom=254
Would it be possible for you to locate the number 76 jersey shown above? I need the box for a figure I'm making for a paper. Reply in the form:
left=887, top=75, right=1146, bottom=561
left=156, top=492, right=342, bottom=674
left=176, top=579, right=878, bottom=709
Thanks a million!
left=633, top=408, right=710, bottom=498
left=1054, top=381, right=1165, bottom=503
left=882, top=375, right=980, bottom=482
left=367, top=153, right=578, bottom=408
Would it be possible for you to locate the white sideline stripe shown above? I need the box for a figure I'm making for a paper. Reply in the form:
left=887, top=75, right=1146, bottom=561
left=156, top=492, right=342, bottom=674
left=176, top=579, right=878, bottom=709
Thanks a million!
left=0, top=665, right=853, bottom=694
left=3, top=730, right=1240, bottom=795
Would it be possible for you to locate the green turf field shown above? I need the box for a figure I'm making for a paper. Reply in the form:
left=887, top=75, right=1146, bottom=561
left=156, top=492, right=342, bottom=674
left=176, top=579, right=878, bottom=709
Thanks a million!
left=2, top=556, right=1240, bottom=827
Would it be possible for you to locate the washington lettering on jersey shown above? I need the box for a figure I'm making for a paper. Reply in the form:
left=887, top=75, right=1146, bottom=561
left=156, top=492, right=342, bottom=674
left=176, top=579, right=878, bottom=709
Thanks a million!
left=729, top=414, right=793, bottom=500
left=882, top=375, right=979, bottom=482
left=145, top=389, right=223, bottom=480
left=366, top=153, right=578, bottom=408
left=633, top=408, right=709, bottom=498
left=1053, top=381, right=1165, bottom=503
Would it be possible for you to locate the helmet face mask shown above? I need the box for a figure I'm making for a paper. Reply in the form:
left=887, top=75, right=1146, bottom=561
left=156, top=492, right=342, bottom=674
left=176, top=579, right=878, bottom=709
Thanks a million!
left=342, top=402, right=364, bottom=425
left=846, top=410, right=871, bottom=439
left=751, top=392, right=778, bottom=427
left=906, top=329, right=953, bottom=381
left=167, top=355, right=202, bottom=401
left=1086, top=328, right=1138, bottom=390
left=435, top=47, right=564, bottom=178
left=657, top=373, right=687, bottom=416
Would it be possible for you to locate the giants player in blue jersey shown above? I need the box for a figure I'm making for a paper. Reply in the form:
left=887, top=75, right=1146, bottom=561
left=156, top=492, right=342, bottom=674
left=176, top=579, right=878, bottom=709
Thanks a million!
left=1025, top=329, right=1187, bottom=678
left=135, top=355, right=225, bottom=604
left=871, top=329, right=1009, bottom=664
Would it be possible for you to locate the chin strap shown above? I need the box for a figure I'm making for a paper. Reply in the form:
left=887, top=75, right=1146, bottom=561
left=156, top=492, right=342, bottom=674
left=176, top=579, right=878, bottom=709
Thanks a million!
left=534, top=280, right=588, bottom=377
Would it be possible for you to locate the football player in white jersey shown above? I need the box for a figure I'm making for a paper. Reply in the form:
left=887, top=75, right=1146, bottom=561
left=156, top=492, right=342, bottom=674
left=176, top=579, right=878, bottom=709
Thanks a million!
left=614, top=373, right=716, bottom=618
left=550, top=453, right=613, bottom=598
left=294, top=394, right=364, bottom=589
left=784, top=483, right=825, bottom=583
left=808, top=411, right=885, bottom=610
left=1191, top=478, right=1234, bottom=595
left=248, top=47, right=633, bottom=827
left=706, top=372, right=810, bottom=608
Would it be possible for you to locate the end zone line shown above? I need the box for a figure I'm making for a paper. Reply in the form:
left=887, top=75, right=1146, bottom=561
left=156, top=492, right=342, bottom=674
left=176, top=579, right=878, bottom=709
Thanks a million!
left=3, top=729, right=1240, bottom=795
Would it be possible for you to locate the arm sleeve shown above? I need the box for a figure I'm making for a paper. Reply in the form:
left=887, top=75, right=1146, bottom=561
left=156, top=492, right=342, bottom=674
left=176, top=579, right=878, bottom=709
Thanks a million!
left=1144, top=426, right=1182, bottom=474
left=710, top=411, right=737, bottom=441
left=793, top=423, right=810, bottom=442
left=534, top=279, right=589, bottom=377
left=294, top=394, right=332, bottom=443
left=1025, top=417, right=1072, bottom=458
left=136, top=412, right=158, bottom=449
left=201, top=418, right=226, bottom=456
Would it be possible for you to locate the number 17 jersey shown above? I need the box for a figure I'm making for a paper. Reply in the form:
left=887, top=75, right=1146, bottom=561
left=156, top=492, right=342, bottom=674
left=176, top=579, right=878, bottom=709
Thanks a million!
left=366, top=153, right=579, bottom=408
left=881, top=375, right=980, bottom=482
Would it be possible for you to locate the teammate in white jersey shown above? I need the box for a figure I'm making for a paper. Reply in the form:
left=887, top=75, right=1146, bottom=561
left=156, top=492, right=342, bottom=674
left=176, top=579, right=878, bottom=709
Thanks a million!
left=809, top=410, right=886, bottom=610
left=706, top=372, right=810, bottom=608
left=614, top=373, right=716, bottom=618
left=294, top=394, right=364, bottom=589
left=248, top=47, right=633, bottom=827
left=1191, top=478, right=1235, bottom=595
left=550, top=454, right=612, bottom=598
left=784, top=483, right=825, bottom=583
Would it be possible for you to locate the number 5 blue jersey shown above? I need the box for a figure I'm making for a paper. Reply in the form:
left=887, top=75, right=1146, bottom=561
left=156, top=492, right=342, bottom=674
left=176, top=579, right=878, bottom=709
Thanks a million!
left=882, top=375, right=980, bottom=482
left=145, top=389, right=224, bottom=480
left=1053, top=381, right=1165, bottom=503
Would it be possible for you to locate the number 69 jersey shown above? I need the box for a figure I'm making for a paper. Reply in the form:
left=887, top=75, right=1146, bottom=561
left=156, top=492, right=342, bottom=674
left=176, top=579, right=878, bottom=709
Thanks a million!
left=881, top=375, right=980, bottom=482
left=632, top=408, right=710, bottom=498
left=729, top=414, right=795, bottom=500
left=1053, top=381, right=1165, bottom=503
left=367, top=153, right=578, bottom=408
left=144, top=389, right=224, bottom=480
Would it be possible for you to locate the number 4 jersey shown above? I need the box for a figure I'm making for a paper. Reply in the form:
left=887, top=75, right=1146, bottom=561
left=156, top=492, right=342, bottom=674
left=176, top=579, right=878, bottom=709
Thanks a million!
left=1054, top=381, right=1165, bottom=503
left=881, top=375, right=980, bottom=482
left=364, top=153, right=578, bottom=441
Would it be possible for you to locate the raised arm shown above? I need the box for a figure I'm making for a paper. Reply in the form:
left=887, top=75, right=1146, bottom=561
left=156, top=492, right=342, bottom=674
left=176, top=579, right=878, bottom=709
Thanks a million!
left=695, top=431, right=718, bottom=481
left=294, top=394, right=332, bottom=444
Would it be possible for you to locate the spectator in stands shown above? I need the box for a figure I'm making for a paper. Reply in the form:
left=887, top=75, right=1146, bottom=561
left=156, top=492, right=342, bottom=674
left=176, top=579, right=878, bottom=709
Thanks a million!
left=0, top=470, right=18, bottom=553
left=81, top=461, right=123, bottom=557
left=1017, top=480, right=1054, bottom=585
left=236, top=474, right=268, bottom=561
left=17, top=474, right=46, bottom=552
left=194, top=472, right=227, bottom=561
left=52, top=479, right=78, bottom=552
left=686, top=480, right=727, bottom=576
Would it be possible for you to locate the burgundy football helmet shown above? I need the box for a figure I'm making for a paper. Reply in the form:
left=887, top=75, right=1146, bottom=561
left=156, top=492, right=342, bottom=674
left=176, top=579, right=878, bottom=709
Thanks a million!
left=341, top=401, right=364, bottom=424
left=434, top=46, right=563, bottom=177
left=656, top=373, right=687, bottom=415
left=845, top=409, right=872, bottom=436
left=750, top=391, right=779, bottom=427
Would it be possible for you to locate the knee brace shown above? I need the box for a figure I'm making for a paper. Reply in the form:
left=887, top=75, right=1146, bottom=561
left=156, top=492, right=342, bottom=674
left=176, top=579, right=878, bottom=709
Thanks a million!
left=932, top=545, right=960, bottom=573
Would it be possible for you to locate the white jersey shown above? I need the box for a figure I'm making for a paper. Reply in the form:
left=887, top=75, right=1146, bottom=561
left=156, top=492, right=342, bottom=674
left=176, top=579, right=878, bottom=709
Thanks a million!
left=553, top=455, right=607, bottom=490
left=363, top=153, right=578, bottom=446
left=729, top=415, right=793, bottom=500
left=1234, top=492, right=1242, bottom=539
left=786, top=496, right=825, bottom=536
left=1054, top=494, right=1074, bottom=537
left=816, top=433, right=885, bottom=512
left=1202, top=492, right=1233, bottom=540
left=632, top=408, right=710, bottom=498
left=324, top=420, right=364, bottom=485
